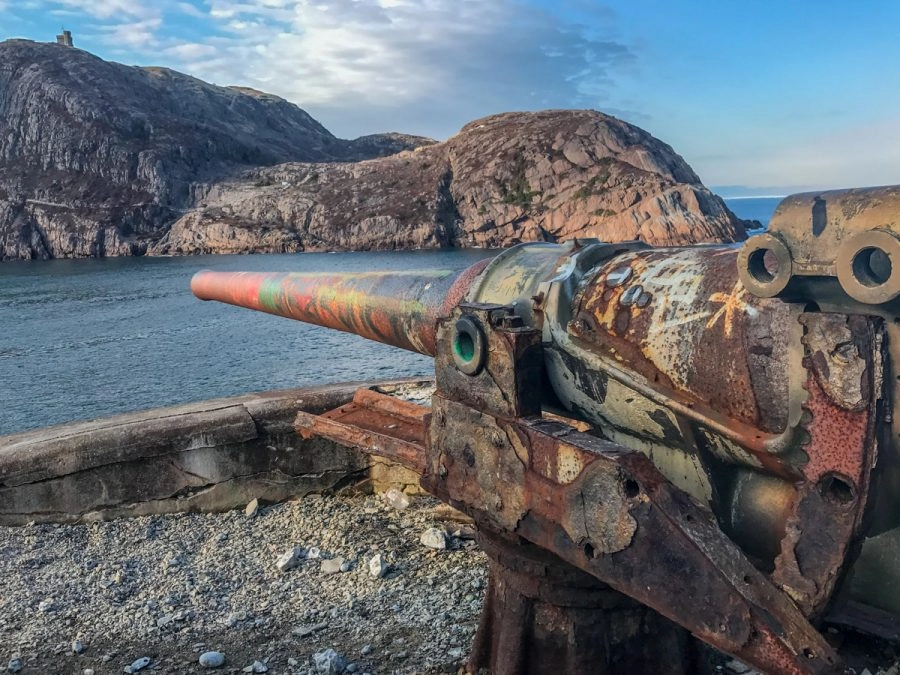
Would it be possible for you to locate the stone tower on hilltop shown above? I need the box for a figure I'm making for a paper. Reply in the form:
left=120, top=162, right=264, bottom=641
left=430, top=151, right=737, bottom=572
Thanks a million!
left=55, top=30, right=73, bottom=47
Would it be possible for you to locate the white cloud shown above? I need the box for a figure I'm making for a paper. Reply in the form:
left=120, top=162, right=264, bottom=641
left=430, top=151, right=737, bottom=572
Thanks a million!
left=163, top=0, right=633, bottom=137
left=55, top=0, right=156, bottom=19
left=9, top=0, right=633, bottom=138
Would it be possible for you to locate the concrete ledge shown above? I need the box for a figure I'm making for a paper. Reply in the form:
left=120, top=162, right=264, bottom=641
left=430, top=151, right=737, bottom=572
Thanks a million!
left=0, top=379, right=432, bottom=525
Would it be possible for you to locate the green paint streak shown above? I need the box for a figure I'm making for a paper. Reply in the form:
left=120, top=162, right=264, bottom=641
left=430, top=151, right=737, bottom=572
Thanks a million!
left=258, top=279, right=286, bottom=313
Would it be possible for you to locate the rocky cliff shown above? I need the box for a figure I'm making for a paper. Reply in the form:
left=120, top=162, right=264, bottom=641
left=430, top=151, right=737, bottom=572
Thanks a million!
left=0, top=40, right=747, bottom=260
left=154, top=110, right=747, bottom=254
left=0, top=40, right=432, bottom=260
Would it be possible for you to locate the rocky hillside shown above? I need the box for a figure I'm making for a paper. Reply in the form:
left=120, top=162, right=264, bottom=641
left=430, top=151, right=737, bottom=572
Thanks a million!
left=154, top=110, right=747, bottom=254
left=0, top=40, right=432, bottom=260
left=0, top=40, right=747, bottom=260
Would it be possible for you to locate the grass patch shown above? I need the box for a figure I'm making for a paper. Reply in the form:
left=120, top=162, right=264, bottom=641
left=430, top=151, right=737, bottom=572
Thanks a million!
left=574, top=172, right=611, bottom=200
left=499, top=149, right=538, bottom=208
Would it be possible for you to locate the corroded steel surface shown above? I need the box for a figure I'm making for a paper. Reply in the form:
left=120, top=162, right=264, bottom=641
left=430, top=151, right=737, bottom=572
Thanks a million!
left=470, top=530, right=697, bottom=675
left=294, top=388, right=427, bottom=473
left=421, top=304, right=842, bottom=674
left=424, top=394, right=839, bottom=674
left=574, top=246, right=792, bottom=435
left=773, top=314, right=882, bottom=618
left=741, top=185, right=900, bottom=309
left=192, top=265, right=485, bottom=356
left=193, top=188, right=900, bottom=672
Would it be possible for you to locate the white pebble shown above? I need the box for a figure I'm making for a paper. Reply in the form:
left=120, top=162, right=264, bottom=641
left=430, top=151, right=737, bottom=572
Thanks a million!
left=244, top=498, right=259, bottom=518
left=320, top=558, right=345, bottom=575
left=382, top=488, right=410, bottom=510
left=368, top=554, right=389, bottom=578
left=71, top=639, right=85, bottom=654
left=276, top=547, right=306, bottom=573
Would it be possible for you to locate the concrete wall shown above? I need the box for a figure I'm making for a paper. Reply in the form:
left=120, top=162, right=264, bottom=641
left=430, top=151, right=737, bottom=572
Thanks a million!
left=0, top=380, right=431, bottom=525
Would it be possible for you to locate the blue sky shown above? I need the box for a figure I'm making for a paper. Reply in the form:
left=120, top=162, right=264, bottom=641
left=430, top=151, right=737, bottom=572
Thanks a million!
left=2, top=0, right=898, bottom=196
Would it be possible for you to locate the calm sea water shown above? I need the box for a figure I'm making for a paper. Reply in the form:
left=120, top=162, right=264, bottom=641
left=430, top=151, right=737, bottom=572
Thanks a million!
left=724, top=196, right=782, bottom=228
left=0, top=250, right=493, bottom=435
left=0, top=197, right=780, bottom=436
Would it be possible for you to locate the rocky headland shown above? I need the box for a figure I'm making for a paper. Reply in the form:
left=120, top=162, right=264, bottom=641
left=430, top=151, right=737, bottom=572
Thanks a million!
left=0, top=39, right=748, bottom=260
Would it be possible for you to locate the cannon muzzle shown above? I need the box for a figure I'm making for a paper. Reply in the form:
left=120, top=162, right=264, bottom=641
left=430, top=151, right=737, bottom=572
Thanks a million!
left=191, top=263, right=489, bottom=356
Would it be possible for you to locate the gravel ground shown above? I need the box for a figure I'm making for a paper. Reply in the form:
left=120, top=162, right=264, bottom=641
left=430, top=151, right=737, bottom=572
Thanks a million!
left=5, top=492, right=900, bottom=675
left=0, top=494, right=486, bottom=675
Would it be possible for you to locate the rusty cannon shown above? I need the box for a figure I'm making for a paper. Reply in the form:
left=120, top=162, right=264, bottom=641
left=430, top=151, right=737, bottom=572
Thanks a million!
left=192, top=185, right=900, bottom=674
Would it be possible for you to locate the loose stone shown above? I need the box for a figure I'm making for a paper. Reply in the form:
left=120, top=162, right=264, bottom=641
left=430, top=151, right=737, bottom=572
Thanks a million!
left=125, top=656, right=151, bottom=673
left=382, top=488, right=410, bottom=510
left=7, top=658, right=23, bottom=674
left=276, top=547, right=306, bottom=573
left=293, top=622, right=328, bottom=638
left=368, top=554, right=389, bottom=578
left=320, top=557, right=345, bottom=575
left=312, top=648, right=346, bottom=674
left=199, top=651, right=226, bottom=668
left=419, top=527, right=447, bottom=550
left=359, top=645, right=373, bottom=656
left=243, top=660, right=268, bottom=673
left=245, top=498, right=260, bottom=518
left=71, top=639, right=85, bottom=654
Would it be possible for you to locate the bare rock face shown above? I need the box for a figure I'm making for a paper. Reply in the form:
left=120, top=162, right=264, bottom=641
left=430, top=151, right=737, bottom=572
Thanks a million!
left=0, top=39, right=745, bottom=260
left=0, top=40, right=432, bottom=260
left=154, top=110, right=747, bottom=255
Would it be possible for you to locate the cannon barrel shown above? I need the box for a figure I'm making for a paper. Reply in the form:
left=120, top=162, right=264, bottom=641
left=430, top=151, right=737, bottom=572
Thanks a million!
left=191, top=262, right=489, bottom=356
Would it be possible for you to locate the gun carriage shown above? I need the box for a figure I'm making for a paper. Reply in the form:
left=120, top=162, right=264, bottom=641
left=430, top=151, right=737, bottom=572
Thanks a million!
left=192, top=186, right=900, bottom=674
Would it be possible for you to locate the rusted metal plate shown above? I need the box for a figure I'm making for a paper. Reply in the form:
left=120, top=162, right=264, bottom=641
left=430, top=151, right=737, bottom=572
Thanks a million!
left=773, top=314, right=882, bottom=618
left=469, top=529, right=698, bottom=675
left=294, top=388, right=427, bottom=473
left=425, top=306, right=840, bottom=673
left=423, top=393, right=840, bottom=674
left=433, top=303, right=544, bottom=419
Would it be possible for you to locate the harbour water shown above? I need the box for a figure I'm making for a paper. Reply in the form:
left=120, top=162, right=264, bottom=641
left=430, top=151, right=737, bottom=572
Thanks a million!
left=0, top=250, right=493, bottom=435
left=0, top=198, right=776, bottom=435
